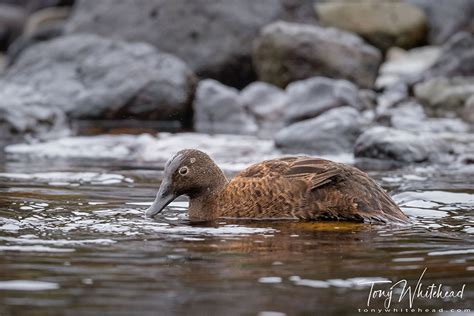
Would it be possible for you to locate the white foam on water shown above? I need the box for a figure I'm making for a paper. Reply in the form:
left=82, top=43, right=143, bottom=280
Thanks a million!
left=0, top=236, right=116, bottom=246
left=393, top=191, right=474, bottom=205
left=289, top=276, right=390, bottom=289
left=5, top=133, right=354, bottom=171
left=0, top=172, right=133, bottom=185
left=428, top=249, right=474, bottom=256
left=0, top=245, right=75, bottom=252
left=258, top=277, right=282, bottom=284
left=0, top=280, right=59, bottom=291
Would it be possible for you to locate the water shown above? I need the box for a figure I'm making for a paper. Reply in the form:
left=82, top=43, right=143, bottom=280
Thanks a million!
left=0, top=150, right=473, bottom=315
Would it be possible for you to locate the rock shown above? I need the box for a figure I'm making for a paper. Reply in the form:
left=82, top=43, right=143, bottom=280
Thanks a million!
left=414, top=77, right=474, bottom=117
left=65, top=0, right=317, bottom=88
left=423, top=32, right=474, bottom=80
left=284, top=76, right=366, bottom=123
left=376, top=82, right=409, bottom=112
left=0, top=84, right=69, bottom=142
left=464, top=95, right=474, bottom=124
left=0, top=4, right=26, bottom=51
left=354, top=126, right=453, bottom=163
left=240, top=82, right=288, bottom=136
left=316, top=1, right=427, bottom=51
left=252, top=21, right=382, bottom=89
left=3, top=34, right=196, bottom=123
left=406, top=0, right=474, bottom=45
left=376, top=46, right=441, bottom=88
left=380, top=100, right=471, bottom=133
left=275, top=107, right=366, bottom=154
left=193, top=79, right=258, bottom=135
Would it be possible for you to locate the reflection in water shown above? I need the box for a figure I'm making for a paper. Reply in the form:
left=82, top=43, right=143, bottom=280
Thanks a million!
left=0, top=159, right=473, bottom=315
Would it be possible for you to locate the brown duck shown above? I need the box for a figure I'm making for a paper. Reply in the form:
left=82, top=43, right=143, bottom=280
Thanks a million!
left=145, top=149, right=408, bottom=223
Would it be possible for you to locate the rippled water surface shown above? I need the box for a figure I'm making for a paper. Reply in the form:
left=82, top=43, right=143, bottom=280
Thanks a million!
left=0, top=153, right=473, bottom=315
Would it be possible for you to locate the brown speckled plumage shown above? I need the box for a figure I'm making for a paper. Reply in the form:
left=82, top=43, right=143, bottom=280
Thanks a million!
left=145, top=149, right=409, bottom=224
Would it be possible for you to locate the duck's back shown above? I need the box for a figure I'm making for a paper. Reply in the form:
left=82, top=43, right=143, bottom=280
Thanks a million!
left=218, top=156, right=408, bottom=223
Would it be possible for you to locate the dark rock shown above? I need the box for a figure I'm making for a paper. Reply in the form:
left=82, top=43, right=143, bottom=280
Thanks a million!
left=0, top=0, right=74, bottom=13
left=3, top=34, right=196, bottom=122
left=193, top=79, right=258, bottom=135
left=65, top=0, right=317, bottom=88
left=316, top=1, right=427, bottom=51
left=253, top=21, right=382, bottom=89
left=354, top=126, right=453, bottom=163
left=284, top=76, right=366, bottom=123
left=275, top=106, right=366, bottom=154
left=0, top=4, right=26, bottom=51
left=406, top=0, right=474, bottom=45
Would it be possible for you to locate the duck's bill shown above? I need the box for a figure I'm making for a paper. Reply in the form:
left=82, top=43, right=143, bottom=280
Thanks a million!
left=145, top=193, right=176, bottom=218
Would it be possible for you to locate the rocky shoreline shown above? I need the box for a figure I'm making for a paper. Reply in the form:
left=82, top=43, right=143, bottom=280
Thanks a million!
left=1, top=0, right=473, bottom=167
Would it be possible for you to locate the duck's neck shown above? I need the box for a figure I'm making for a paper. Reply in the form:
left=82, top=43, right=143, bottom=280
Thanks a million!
left=188, top=168, right=228, bottom=221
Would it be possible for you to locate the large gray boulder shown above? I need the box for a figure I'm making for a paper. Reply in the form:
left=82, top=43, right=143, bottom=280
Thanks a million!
left=284, top=77, right=366, bottom=123
left=253, top=21, right=382, bottom=89
left=3, top=34, right=196, bottom=122
left=275, top=106, right=366, bottom=154
left=354, top=126, right=453, bottom=163
left=193, top=79, right=258, bottom=135
left=406, top=0, right=474, bottom=45
left=316, top=1, right=427, bottom=51
left=65, top=0, right=317, bottom=88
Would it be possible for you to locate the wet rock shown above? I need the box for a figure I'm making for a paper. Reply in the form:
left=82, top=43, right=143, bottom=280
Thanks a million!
left=406, top=0, right=474, bottom=45
left=316, top=1, right=426, bottom=51
left=380, top=100, right=471, bottom=133
left=65, top=0, right=317, bottom=88
left=0, top=4, right=26, bottom=51
left=423, top=32, right=474, bottom=80
left=193, top=79, right=258, bottom=135
left=0, top=84, right=70, bottom=141
left=354, top=126, right=453, bottom=163
left=240, top=82, right=288, bottom=136
left=252, top=21, right=382, bottom=89
left=275, top=107, right=367, bottom=154
left=285, top=77, right=366, bottom=123
left=376, top=46, right=441, bottom=88
left=414, top=77, right=474, bottom=117
left=3, top=34, right=196, bottom=122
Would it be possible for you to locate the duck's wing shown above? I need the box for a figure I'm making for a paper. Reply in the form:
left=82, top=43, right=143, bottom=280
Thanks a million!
left=237, top=157, right=408, bottom=223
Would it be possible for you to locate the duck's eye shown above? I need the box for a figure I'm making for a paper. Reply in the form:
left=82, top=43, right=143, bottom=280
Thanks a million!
left=179, top=166, right=189, bottom=175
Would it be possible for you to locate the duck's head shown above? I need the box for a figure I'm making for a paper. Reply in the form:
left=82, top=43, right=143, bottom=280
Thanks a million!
left=145, top=149, right=227, bottom=218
